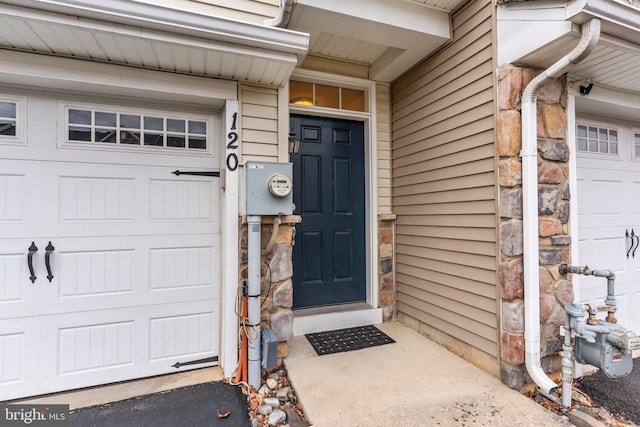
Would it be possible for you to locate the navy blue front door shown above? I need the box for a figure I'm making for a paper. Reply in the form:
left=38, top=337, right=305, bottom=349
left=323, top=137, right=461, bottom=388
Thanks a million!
left=290, top=115, right=366, bottom=308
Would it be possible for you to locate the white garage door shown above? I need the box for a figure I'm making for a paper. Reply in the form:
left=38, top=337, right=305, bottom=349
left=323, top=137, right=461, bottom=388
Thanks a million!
left=577, top=119, right=640, bottom=334
left=0, top=92, right=221, bottom=400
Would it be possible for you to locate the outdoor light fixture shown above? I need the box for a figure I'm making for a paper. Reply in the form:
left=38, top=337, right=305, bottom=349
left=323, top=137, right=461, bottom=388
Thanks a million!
left=288, top=130, right=300, bottom=155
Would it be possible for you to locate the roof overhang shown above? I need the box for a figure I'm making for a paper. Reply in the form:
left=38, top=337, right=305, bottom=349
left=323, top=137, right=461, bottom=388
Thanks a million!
left=288, top=0, right=458, bottom=82
left=497, top=0, right=640, bottom=96
left=0, top=0, right=310, bottom=86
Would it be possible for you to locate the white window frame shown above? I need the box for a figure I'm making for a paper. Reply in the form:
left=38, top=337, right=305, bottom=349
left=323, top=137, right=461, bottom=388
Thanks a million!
left=575, top=121, right=622, bottom=159
left=0, top=94, right=26, bottom=145
left=59, top=101, right=217, bottom=158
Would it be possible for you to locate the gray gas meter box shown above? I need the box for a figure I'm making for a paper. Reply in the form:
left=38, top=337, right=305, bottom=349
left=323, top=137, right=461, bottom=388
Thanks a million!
left=245, top=161, right=293, bottom=216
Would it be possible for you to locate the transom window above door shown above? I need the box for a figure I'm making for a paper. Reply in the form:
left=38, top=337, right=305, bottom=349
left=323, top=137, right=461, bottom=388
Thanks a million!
left=64, top=104, right=210, bottom=150
left=289, top=80, right=365, bottom=112
left=576, top=123, right=619, bottom=156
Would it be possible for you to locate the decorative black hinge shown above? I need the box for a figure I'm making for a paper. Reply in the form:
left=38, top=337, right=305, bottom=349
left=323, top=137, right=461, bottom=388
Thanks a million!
left=171, top=356, right=218, bottom=369
left=172, top=170, right=220, bottom=177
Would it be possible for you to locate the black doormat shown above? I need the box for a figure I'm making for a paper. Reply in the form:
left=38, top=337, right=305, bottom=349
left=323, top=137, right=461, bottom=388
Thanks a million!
left=305, top=325, right=395, bottom=356
left=69, top=381, right=249, bottom=427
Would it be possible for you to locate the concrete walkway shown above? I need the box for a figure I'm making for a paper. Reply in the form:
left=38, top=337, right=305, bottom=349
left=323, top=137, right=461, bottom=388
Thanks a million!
left=285, top=321, right=573, bottom=427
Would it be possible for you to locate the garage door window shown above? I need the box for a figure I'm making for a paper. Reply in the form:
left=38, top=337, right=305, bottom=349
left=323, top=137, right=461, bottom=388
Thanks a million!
left=65, top=105, right=209, bottom=150
left=0, top=95, right=24, bottom=143
left=634, top=131, right=640, bottom=158
left=577, top=124, right=618, bottom=155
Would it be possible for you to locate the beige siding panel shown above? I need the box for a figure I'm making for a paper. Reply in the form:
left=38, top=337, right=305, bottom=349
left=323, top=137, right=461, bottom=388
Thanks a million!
left=397, top=275, right=496, bottom=313
left=394, top=149, right=495, bottom=181
left=243, top=116, right=278, bottom=132
left=242, top=104, right=277, bottom=120
left=398, top=283, right=496, bottom=324
left=394, top=171, right=494, bottom=196
left=397, top=235, right=496, bottom=256
left=394, top=101, right=493, bottom=150
left=241, top=83, right=279, bottom=162
left=398, top=303, right=498, bottom=357
left=396, top=213, right=495, bottom=229
left=396, top=268, right=496, bottom=299
left=394, top=67, right=493, bottom=132
left=393, top=186, right=495, bottom=206
left=394, top=200, right=495, bottom=216
left=377, top=83, right=393, bottom=214
left=392, top=0, right=498, bottom=363
left=397, top=244, right=495, bottom=271
left=393, top=130, right=493, bottom=169
left=396, top=225, right=495, bottom=243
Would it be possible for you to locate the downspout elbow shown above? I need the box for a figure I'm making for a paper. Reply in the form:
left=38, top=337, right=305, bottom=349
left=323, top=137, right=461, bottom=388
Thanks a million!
left=263, top=0, right=294, bottom=27
left=521, top=18, right=600, bottom=395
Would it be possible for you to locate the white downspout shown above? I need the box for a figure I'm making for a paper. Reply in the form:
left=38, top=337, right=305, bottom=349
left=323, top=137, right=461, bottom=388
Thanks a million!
left=263, top=0, right=294, bottom=27
left=521, top=18, right=601, bottom=395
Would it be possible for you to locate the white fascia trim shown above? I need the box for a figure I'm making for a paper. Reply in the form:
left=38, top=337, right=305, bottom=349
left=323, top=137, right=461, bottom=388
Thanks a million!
left=0, top=50, right=236, bottom=106
left=567, top=0, right=640, bottom=34
left=2, top=0, right=309, bottom=57
left=288, top=69, right=379, bottom=309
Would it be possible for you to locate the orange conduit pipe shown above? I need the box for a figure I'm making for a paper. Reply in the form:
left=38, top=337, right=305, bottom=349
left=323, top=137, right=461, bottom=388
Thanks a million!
left=235, top=294, right=249, bottom=385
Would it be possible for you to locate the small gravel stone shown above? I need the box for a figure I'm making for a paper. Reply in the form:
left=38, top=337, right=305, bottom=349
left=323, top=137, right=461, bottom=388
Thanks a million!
left=257, top=404, right=273, bottom=416
left=266, top=378, right=278, bottom=389
left=258, top=385, right=271, bottom=396
left=264, top=397, right=280, bottom=408
left=268, top=409, right=287, bottom=426
left=251, top=418, right=260, bottom=427
left=277, top=386, right=292, bottom=402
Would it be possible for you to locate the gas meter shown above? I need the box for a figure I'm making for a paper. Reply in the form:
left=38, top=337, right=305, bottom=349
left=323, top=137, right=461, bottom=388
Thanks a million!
left=561, top=263, right=640, bottom=379
left=245, top=161, right=293, bottom=215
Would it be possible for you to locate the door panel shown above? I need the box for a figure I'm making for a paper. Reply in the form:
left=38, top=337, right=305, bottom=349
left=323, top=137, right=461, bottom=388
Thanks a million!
left=291, top=115, right=366, bottom=308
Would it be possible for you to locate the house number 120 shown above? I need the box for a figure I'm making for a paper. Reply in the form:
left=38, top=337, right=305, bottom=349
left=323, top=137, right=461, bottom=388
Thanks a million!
left=227, top=112, right=238, bottom=172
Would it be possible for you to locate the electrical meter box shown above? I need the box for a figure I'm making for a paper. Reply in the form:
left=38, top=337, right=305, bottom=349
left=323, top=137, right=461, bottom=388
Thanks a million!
left=245, top=161, right=293, bottom=215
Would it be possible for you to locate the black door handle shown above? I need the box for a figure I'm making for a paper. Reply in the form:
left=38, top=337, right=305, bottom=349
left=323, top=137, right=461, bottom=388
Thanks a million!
left=28, top=242, right=38, bottom=283
left=45, top=242, right=55, bottom=282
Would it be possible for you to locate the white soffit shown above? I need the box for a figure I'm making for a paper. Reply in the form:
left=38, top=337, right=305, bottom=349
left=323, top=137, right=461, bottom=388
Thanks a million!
left=498, top=0, right=640, bottom=96
left=288, top=0, right=454, bottom=82
left=0, top=0, right=310, bottom=86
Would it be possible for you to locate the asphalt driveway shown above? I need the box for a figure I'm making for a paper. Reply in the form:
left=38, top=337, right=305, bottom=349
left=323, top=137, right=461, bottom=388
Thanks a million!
left=69, top=381, right=249, bottom=427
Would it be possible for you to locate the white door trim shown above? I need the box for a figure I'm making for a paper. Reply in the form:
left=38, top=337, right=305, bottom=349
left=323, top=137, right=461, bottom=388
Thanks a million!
left=287, top=69, right=382, bottom=334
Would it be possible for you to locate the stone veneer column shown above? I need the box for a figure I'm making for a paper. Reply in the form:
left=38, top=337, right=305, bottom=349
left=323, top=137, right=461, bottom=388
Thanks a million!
left=239, top=215, right=301, bottom=366
left=379, top=214, right=397, bottom=322
left=497, top=65, right=574, bottom=390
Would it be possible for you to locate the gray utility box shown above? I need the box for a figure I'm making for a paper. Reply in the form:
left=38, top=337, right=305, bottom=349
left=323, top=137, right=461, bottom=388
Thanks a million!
left=246, top=161, right=293, bottom=216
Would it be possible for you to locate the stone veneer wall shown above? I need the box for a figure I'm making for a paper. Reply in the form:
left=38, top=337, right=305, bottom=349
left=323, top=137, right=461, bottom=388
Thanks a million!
left=497, top=65, right=575, bottom=390
left=239, top=216, right=300, bottom=365
left=379, top=214, right=397, bottom=322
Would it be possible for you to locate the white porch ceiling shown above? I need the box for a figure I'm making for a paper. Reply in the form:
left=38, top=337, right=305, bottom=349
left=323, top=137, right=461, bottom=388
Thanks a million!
left=499, top=0, right=640, bottom=97
left=0, top=0, right=309, bottom=86
left=288, top=0, right=468, bottom=82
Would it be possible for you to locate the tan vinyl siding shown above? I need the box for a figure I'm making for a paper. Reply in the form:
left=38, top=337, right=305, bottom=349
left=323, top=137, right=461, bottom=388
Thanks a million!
left=391, top=0, right=499, bottom=364
left=377, top=83, right=392, bottom=214
left=132, top=0, right=279, bottom=23
left=240, top=83, right=279, bottom=162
